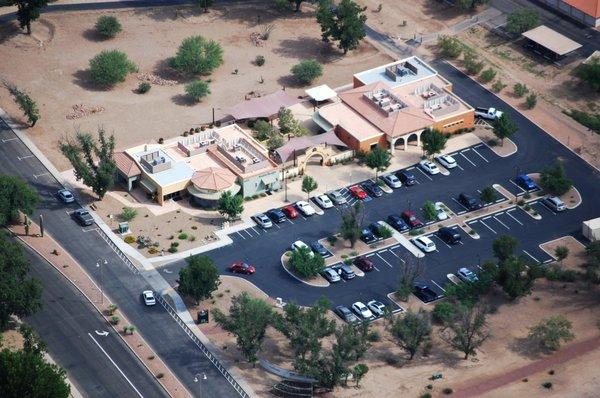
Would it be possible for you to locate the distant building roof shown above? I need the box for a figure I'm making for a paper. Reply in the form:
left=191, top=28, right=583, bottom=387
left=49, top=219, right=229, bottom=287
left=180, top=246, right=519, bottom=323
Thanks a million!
left=191, top=167, right=237, bottom=191
left=317, top=101, right=384, bottom=142
left=226, top=90, right=298, bottom=120
left=353, top=56, right=438, bottom=89
left=114, top=152, right=141, bottom=177
left=276, top=130, right=347, bottom=162
left=522, top=25, right=582, bottom=56
left=563, top=0, right=600, bottom=18
left=305, top=85, right=337, bottom=102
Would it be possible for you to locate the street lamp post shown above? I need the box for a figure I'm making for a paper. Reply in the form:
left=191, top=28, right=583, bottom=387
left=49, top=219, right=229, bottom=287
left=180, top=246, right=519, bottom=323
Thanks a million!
left=476, top=254, right=481, bottom=268
left=96, top=259, right=107, bottom=305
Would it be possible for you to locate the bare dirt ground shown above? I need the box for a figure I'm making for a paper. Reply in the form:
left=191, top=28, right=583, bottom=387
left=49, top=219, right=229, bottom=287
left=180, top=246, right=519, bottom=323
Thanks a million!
left=0, top=3, right=391, bottom=171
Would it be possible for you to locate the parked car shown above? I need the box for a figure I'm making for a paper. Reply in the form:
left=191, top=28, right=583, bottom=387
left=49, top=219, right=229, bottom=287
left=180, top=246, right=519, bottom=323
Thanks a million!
left=142, top=290, right=156, bottom=306
left=515, top=174, right=538, bottom=191
left=361, top=181, right=383, bottom=198
left=369, top=222, right=387, bottom=238
left=354, top=256, right=374, bottom=272
left=291, top=240, right=312, bottom=256
left=419, top=160, right=440, bottom=175
left=438, top=227, right=461, bottom=244
left=282, top=205, right=299, bottom=219
left=542, top=196, right=566, bottom=212
left=436, top=154, right=457, bottom=169
left=457, top=267, right=478, bottom=283
left=459, top=192, right=483, bottom=211
left=435, top=203, right=448, bottom=220
left=349, top=185, right=368, bottom=200
left=334, top=305, right=359, bottom=323
left=352, top=302, right=374, bottom=320
left=310, top=241, right=328, bottom=257
left=252, top=213, right=273, bottom=229
left=74, top=208, right=94, bottom=226
left=296, top=200, right=316, bottom=216
left=360, top=228, right=377, bottom=244
left=474, top=107, right=503, bottom=120
left=266, top=208, right=287, bottom=223
left=328, top=190, right=347, bottom=205
left=397, top=170, right=416, bottom=186
left=413, top=283, right=439, bottom=303
left=382, top=173, right=402, bottom=189
left=57, top=189, right=75, bottom=203
left=313, top=194, right=334, bottom=209
left=323, top=268, right=341, bottom=283
left=387, top=214, right=410, bottom=232
left=228, top=262, right=256, bottom=274
left=401, top=210, right=424, bottom=229
left=412, top=236, right=436, bottom=253
left=367, top=300, right=386, bottom=317
left=339, top=265, right=356, bottom=280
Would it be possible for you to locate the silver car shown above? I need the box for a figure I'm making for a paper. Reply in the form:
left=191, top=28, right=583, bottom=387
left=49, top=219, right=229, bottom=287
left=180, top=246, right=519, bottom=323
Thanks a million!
left=382, top=174, right=402, bottom=189
left=322, top=268, right=341, bottom=283
left=57, top=189, right=75, bottom=203
left=327, top=190, right=347, bottom=205
left=542, top=196, right=566, bottom=212
left=253, top=213, right=273, bottom=228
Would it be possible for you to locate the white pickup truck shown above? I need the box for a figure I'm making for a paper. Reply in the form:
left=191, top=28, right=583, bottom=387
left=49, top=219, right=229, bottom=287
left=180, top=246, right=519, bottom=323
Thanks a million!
left=474, top=107, right=503, bottom=120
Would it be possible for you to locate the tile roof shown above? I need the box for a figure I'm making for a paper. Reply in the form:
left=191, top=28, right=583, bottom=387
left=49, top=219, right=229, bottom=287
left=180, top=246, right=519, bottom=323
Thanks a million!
left=114, top=151, right=141, bottom=177
left=191, top=167, right=237, bottom=191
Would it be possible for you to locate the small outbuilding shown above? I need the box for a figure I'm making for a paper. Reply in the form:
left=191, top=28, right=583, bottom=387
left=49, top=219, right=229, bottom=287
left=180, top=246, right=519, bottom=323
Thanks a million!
left=522, top=25, right=582, bottom=61
left=583, top=217, right=600, bottom=242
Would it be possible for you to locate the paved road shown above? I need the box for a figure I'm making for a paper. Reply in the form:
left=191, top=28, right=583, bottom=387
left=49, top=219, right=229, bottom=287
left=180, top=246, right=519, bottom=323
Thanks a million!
left=22, top=243, right=169, bottom=398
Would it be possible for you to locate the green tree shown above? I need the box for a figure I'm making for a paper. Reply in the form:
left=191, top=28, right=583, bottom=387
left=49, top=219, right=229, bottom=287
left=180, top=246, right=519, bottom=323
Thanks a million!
left=441, top=303, right=489, bottom=359
left=2, top=0, right=48, bottom=35
left=266, top=132, right=285, bottom=151
left=506, top=9, right=539, bottom=35
left=286, top=0, right=314, bottom=12
left=339, top=201, right=364, bottom=248
left=364, top=147, right=391, bottom=179
left=316, top=0, right=367, bottom=54
left=289, top=246, right=325, bottom=278
left=212, top=292, right=274, bottom=363
left=89, top=50, right=137, bottom=88
left=432, top=301, right=456, bottom=325
left=455, top=0, right=489, bottom=10
left=513, top=82, right=529, bottom=97
left=0, top=175, right=39, bottom=227
left=422, top=201, right=437, bottom=222
left=185, top=80, right=211, bottom=102
left=492, top=235, right=518, bottom=263
left=196, top=0, right=214, bottom=13
left=0, top=324, right=70, bottom=397
left=492, top=80, right=507, bottom=93
left=395, top=257, right=423, bottom=301
left=120, top=207, right=137, bottom=221
left=444, top=262, right=496, bottom=305
left=528, top=315, right=574, bottom=351
left=540, top=160, right=572, bottom=196
left=480, top=186, right=497, bottom=204
left=496, top=255, right=540, bottom=300
left=5, top=84, right=39, bottom=127
left=492, top=113, right=518, bottom=146
left=575, top=56, right=600, bottom=92
left=291, top=59, right=323, bottom=85
left=277, top=107, right=307, bottom=136
left=171, top=35, right=224, bottom=75
left=525, top=93, right=537, bottom=109
left=480, top=68, right=496, bottom=83
left=59, top=128, right=116, bottom=200
left=391, top=309, right=432, bottom=359
left=301, top=175, right=318, bottom=199
left=253, top=120, right=274, bottom=141
left=0, top=233, right=42, bottom=330
left=217, top=191, right=244, bottom=220
left=178, top=255, right=221, bottom=304
left=437, top=35, right=463, bottom=59
left=95, top=15, right=122, bottom=39
left=421, top=128, right=447, bottom=158
left=352, top=363, right=368, bottom=387
left=554, top=246, right=569, bottom=264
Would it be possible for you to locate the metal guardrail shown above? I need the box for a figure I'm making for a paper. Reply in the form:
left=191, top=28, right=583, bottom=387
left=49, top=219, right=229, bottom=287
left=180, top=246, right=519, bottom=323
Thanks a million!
left=96, top=228, right=140, bottom=275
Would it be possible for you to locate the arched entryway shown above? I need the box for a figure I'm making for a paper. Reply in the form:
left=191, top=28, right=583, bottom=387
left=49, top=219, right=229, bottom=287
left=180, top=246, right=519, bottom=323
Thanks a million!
left=298, top=147, right=333, bottom=174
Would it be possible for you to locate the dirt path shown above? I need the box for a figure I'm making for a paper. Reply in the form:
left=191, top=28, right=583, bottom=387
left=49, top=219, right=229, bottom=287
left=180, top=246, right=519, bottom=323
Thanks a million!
left=453, top=335, right=600, bottom=398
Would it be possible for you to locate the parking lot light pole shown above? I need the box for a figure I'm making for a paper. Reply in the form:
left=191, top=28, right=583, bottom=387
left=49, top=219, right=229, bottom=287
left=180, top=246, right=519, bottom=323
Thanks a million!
left=476, top=254, right=481, bottom=268
left=96, top=259, right=107, bottom=305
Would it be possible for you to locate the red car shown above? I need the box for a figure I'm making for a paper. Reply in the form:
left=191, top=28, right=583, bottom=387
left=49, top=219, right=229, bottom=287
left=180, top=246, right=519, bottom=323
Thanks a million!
left=349, top=185, right=367, bottom=200
left=401, top=210, right=424, bottom=228
left=354, top=256, right=374, bottom=272
left=228, top=262, right=256, bottom=274
left=282, top=205, right=299, bottom=219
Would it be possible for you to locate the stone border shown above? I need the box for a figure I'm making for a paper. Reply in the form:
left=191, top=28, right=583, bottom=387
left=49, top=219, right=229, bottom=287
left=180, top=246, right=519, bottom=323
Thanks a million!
left=280, top=253, right=329, bottom=287
left=539, top=235, right=587, bottom=261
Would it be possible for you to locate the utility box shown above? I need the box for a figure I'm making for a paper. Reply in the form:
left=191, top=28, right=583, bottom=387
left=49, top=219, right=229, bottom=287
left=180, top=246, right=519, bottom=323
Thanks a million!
left=582, top=218, right=600, bottom=242
left=118, top=222, right=130, bottom=234
left=198, top=310, right=209, bottom=324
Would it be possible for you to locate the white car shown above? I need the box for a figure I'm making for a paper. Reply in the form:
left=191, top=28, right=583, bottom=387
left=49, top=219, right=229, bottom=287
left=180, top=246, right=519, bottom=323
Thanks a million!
left=291, top=240, right=313, bottom=256
left=328, top=190, right=347, bottom=205
left=436, top=154, right=457, bottom=169
left=142, top=290, right=156, bottom=306
left=313, top=194, right=334, bottom=209
left=419, top=160, right=440, bottom=175
left=252, top=213, right=273, bottom=229
left=57, top=189, right=75, bottom=203
left=382, top=174, right=402, bottom=189
left=296, top=200, right=316, bottom=216
left=435, top=203, right=448, bottom=221
left=413, top=236, right=436, bottom=253
left=351, top=301, right=374, bottom=320
left=367, top=300, right=386, bottom=317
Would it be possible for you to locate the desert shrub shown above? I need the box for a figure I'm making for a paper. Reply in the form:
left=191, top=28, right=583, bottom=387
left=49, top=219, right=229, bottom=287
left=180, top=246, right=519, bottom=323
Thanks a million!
left=542, top=382, right=552, bottom=389
left=327, top=235, right=338, bottom=246
left=5, top=84, right=40, bottom=127
left=148, top=247, right=159, bottom=254
left=480, top=68, right=496, bottom=83
left=168, top=246, right=178, bottom=253
left=545, top=265, right=578, bottom=282
left=463, top=51, right=484, bottom=75
left=171, top=242, right=180, bottom=247
left=513, top=83, right=529, bottom=97
left=253, top=120, right=274, bottom=141
left=89, top=50, right=137, bottom=87
left=178, top=232, right=188, bottom=240
left=438, top=35, right=463, bottom=58
left=189, top=235, right=196, bottom=242
left=95, top=15, right=122, bottom=39
left=420, top=394, right=432, bottom=398
left=124, top=235, right=136, bottom=244
left=432, top=301, right=456, bottom=324
left=171, top=35, right=224, bottom=75
left=564, top=110, right=600, bottom=134
left=291, top=59, right=323, bottom=85
left=255, top=55, right=265, bottom=66
left=526, top=93, right=537, bottom=109
left=492, top=80, right=507, bottom=93
left=442, top=388, right=453, bottom=395
left=120, top=206, right=137, bottom=221
left=138, top=81, right=151, bottom=94
left=110, top=315, right=120, bottom=325
left=107, top=304, right=118, bottom=315
left=367, top=330, right=381, bottom=342
left=185, top=80, right=210, bottom=102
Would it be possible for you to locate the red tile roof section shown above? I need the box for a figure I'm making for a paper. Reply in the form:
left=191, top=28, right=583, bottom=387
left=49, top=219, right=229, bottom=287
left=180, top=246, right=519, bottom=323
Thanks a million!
left=564, top=0, right=600, bottom=18
left=114, top=152, right=141, bottom=177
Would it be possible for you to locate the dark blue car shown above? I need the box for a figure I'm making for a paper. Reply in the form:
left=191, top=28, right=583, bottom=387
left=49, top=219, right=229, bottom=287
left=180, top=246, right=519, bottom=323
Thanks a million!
left=360, top=228, right=377, bottom=244
left=387, top=214, right=410, bottom=232
left=310, top=241, right=328, bottom=257
left=361, top=181, right=383, bottom=197
left=515, top=174, right=537, bottom=191
left=266, top=208, right=286, bottom=223
left=397, top=170, right=416, bottom=186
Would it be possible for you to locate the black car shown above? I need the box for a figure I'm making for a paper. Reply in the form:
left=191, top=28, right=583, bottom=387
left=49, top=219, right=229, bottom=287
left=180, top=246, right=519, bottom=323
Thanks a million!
left=74, top=208, right=94, bottom=226
left=266, top=208, right=286, bottom=223
left=413, top=283, right=439, bottom=303
left=397, top=170, right=416, bottom=186
left=387, top=214, right=410, bottom=232
left=334, top=305, right=359, bottom=323
left=310, top=241, right=328, bottom=256
left=360, top=228, right=377, bottom=244
left=339, top=265, right=356, bottom=280
left=458, top=192, right=483, bottom=211
left=368, top=222, right=386, bottom=238
left=438, top=227, right=461, bottom=244
left=361, top=181, right=383, bottom=198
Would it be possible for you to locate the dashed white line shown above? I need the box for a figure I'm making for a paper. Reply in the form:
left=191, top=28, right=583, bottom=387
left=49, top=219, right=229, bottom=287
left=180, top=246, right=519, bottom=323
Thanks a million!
left=2, top=137, right=18, bottom=142
left=522, top=250, right=539, bottom=263
left=18, top=154, right=34, bottom=161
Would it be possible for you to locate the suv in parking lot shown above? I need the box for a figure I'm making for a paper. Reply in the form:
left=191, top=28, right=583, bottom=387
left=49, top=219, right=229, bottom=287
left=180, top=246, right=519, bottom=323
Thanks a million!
left=354, top=256, right=374, bottom=272
left=438, top=227, right=461, bottom=244
left=401, top=210, right=424, bottom=228
left=310, top=241, right=328, bottom=256
left=382, top=173, right=402, bottom=189
left=419, top=160, right=440, bottom=175
left=74, top=209, right=94, bottom=226
left=328, top=190, right=347, bottom=205
left=457, top=267, right=478, bottom=282
left=335, top=305, right=359, bottom=323
left=339, top=265, right=356, bottom=280
left=515, top=174, right=538, bottom=191
left=267, top=208, right=286, bottom=223
left=459, top=193, right=483, bottom=211
left=542, top=196, right=566, bottom=212
left=322, top=268, right=341, bottom=283
left=397, top=170, right=416, bottom=186
left=361, top=181, right=383, bottom=197
left=387, top=214, right=410, bottom=232
left=413, top=283, right=439, bottom=303
left=436, top=154, right=457, bottom=169
left=412, top=236, right=436, bottom=253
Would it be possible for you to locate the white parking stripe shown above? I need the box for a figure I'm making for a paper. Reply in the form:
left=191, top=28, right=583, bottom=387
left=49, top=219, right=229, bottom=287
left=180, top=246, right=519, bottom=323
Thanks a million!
left=236, top=231, right=246, bottom=240
left=522, top=250, right=539, bottom=263
left=432, top=234, right=451, bottom=249
left=494, top=216, right=511, bottom=230
left=479, top=220, right=497, bottom=234
left=415, top=167, right=433, bottom=181
left=287, top=218, right=295, bottom=225
left=244, top=229, right=253, bottom=238
left=373, top=266, right=381, bottom=272
left=376, top=253, right=393, bottom=268
left=509, top=179, right=526, bottom=193
left=431, top=280, right=446, bottom=292
left=506, top=210, right=524, bottom=225
left=366, top=253, right=375, bottom=258
left=472, top=147, right=489, bottom=163
left=391, top=245, right=400, bottom=250
left=388, top=250, right=400, bottom=258
left=460, top=152, right=477, bottom=167
left=455, top=163, right=465, bottom=171
left=251, top=227, right=261, bottom=235
left=451, top=197, right=469, bottom=210
left=274, top=222, right=281, bottom=229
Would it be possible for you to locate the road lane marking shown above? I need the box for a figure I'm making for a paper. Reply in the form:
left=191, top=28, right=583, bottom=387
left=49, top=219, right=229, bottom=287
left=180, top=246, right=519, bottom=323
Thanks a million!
left=376, top=253, right=393, bottom=268
left=18, top=154, right=34, bottom=161
left=431, top=280, right=446, bottom=292
left=2, top=137, right=18, bottom=142
left=479, top=220, right=497, bottom=234
left=506, top=210, right=524, bottom=225
left=472, top=147, right=489, bottom=163
left=494, top=216, right=511, bottom=230
left=460, top=152, right=477, bottom=166
left=522, top=250, right=539, bottom=263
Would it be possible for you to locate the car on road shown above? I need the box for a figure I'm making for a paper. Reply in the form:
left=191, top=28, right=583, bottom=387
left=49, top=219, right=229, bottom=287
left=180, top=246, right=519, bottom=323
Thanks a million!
left=328, top=190, right=347, bottom=205
left=361, top=181, right=383, bottom=198
left=413, top=283, right=439, bottom=303
left=412, top=236, right=436, bottom=253
left=282, top=205, right=299, bottom=219
left=142, top=290, right=156, bottom=306
left=313, top=194, right=334, bottom=209
left=382, top=173, right=402, bottom=189
left=354, top=256, right=374, bottom=272
left=474, top=107, right=503, bottom=120
left=334, top=305, right=359, bottom=323
left=397, top=170, right=416, bottom=186
left=438, top=227, right=461, bottom=244
left=291, top=240, right=313, bottom=256
left=296, top=200, right=316, bottom=216
left=349, top=185, right=368, bottom=200
left=367, top=300, right=386, bottom=317
left=360, top=228, right=378, bottom=244
left=339, top=265, right=356, bottom=280
left=436, top=154, right=457, bottom=169
left=458, top=193, right=483, bottom=211
left=435, top=203, right=448, bottom=220
left=57, top=189, right=75, bottom=203
left=352, top=302, right=374, bottom=320
left=457, top=267, right=478, bottom=283
left=74, top=208, right=94, bottom=226
left=267, top=208, right=287, bottom=223
left=515, top=174, right=538, bottom=191
left=387, top=214, right=410, bottom=232
left=542, top=196, right=566, bottom=212
left=419, top=160, right=440, bottom=175
left=401, top=210, right=424, bottom=229
left=323, top=268, right=341, bottom=283
left=228, top=262, right=256, bottom=274
left=252, top=213, right=273, bottom=229
left=310, top=241, right=329, bottom=257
